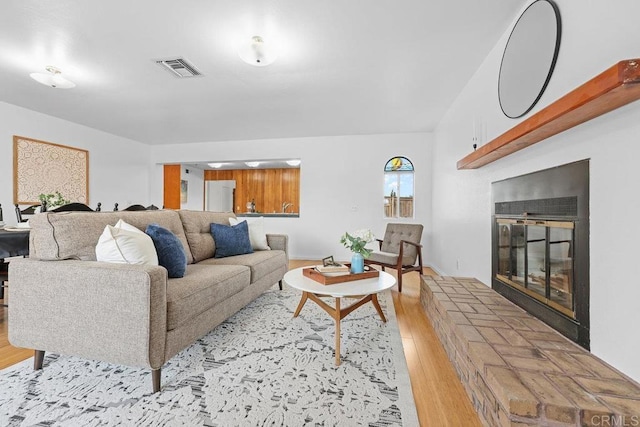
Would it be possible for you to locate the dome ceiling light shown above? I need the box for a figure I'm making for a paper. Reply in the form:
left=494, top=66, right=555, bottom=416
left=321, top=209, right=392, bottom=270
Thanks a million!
left=238, top=36, right=277, bottom=67
left=30, top=66, right=76, bottom=89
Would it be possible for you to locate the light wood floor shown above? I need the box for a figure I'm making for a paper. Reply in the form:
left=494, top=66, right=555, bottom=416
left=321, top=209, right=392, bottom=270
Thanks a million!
left=0, top=262, right=481, bottom=426
left=289, top=260, right=481, bottom=426
left=0, top=295, right=33, bottom=370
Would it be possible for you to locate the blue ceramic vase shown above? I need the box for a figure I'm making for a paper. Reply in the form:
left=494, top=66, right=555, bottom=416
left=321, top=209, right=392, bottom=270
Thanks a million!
left=351, top=252, right=365, bottom=274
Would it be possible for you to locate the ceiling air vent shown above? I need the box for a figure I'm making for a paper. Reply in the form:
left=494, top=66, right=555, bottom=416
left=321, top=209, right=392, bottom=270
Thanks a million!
left=155, top=57, right=202, bottom=78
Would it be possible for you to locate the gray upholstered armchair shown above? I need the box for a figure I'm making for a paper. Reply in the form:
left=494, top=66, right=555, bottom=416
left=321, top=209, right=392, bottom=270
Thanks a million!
left=364, top=223, right=424, bottom=292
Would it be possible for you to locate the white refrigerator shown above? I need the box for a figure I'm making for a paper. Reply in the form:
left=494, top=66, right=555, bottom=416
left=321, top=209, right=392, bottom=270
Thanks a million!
left=205, top=180, right=235, bottom=212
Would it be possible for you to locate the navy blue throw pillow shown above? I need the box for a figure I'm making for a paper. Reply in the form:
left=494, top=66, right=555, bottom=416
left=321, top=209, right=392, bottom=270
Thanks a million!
left=145, top=223, right=187, bottom=278
left=211, top=221, right=254, bottom=258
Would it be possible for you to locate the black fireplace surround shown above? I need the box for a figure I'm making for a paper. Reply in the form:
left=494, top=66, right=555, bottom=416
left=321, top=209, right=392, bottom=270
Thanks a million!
left=491, top=160, right=590, bottom=349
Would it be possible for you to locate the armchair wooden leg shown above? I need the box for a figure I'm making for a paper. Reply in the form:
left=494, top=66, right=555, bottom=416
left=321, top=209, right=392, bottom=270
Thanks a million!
left=278, top=280, right=283, bottom=290
left=34, top=350, right=45, bottom=370
left=152, top=368, right=161, bottom=393
left=397, top=273, right=403, bottom=293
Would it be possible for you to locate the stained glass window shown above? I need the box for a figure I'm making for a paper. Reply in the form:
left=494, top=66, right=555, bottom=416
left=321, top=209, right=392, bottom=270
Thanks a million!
left=384, top=157, right=414, bottom=218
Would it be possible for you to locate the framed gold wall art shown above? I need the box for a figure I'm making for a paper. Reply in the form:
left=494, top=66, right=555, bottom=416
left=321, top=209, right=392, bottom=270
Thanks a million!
left=13, top=135, right=89, bottom=204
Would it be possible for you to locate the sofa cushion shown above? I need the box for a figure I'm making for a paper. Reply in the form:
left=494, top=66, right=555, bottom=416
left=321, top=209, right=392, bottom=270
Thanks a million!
left=178, top=211, right=237, bottom=263
left=29, top=210, right=193, bottom=264
left=166, top=264, right=251, bottom=331
left=199, top=250, right=287, bottom=284
left=96, top=220, right=159, bottom=266
left=229, top=217, right=271, bottom=251
left=211, top=221, right=253, bottom=258
left=367, top=251, right=410, bottom=266
left=146, top=223, right=187, bottom=278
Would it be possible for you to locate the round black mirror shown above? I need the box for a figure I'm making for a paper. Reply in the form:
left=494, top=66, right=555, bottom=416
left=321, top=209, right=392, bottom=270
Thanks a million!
left=498, top=0, right=561, bottom=119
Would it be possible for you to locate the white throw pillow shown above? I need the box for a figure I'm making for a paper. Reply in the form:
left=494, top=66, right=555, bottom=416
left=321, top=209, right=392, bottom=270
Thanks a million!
left=114, top=219, right=143, bottom=234
left=96, top=220, right=159, bottom=265
left=229, top=217, right=271, bottom=250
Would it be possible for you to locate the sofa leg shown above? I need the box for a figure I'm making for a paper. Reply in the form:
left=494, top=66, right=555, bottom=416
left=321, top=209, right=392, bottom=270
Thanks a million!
left=278, top=280, right=283, bottom=291
left=34, top=350, right=45, bottom=370
left=152, top=368, right=161, bottom=393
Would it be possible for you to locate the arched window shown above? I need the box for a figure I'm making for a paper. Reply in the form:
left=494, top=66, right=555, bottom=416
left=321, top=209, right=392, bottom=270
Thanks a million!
left=383, top=156, right=414, bottom=218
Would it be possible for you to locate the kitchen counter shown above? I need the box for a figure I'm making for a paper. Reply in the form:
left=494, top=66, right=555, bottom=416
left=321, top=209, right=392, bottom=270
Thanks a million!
left=236, top=213, right=299, bottom=218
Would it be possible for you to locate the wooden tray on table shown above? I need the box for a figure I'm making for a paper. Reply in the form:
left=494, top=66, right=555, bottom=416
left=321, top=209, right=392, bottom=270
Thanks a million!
left=302, top=267, right=379, bottom=285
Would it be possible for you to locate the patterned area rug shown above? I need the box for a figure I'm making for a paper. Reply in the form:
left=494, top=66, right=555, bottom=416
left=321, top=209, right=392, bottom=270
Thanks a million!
left=0, top=286, right=418, bottom=426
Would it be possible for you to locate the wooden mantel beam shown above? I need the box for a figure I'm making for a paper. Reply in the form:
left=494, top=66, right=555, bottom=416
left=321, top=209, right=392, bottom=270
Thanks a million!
left=457, top=59, right=640, bottom=170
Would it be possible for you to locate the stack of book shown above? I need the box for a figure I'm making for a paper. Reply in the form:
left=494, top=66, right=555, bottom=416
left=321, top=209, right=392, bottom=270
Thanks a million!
left=314, top=263, right=349, bottom=274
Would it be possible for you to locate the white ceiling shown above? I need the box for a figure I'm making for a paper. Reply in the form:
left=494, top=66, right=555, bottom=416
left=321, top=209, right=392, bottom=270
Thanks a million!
left=0, top=0, right=526, bottom=145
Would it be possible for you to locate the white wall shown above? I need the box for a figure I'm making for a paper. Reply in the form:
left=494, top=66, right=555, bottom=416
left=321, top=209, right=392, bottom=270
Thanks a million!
left=431, top=0, right=640, bottom=381
left=0, top=102, right=151, bottom=225
left=180, top=165, right=204, bottom=211
left=150, top=132, right=433, bottom=262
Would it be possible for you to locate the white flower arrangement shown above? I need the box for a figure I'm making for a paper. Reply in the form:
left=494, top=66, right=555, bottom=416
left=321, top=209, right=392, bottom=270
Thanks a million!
left=340, top=228, right=375, bottom=258
left=38, top=192, right=70, bottom=210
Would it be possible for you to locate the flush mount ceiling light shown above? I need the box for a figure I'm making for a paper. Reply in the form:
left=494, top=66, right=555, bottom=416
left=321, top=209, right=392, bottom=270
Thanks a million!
left=30, top=66, right=76, bottom=89
left=238, top=36, right=277, bottom=67
left=286, top=159, right=301, bottom=166
left=245, top=161, right=261, bottom=167
left=208, top=162, right=223, bottom=168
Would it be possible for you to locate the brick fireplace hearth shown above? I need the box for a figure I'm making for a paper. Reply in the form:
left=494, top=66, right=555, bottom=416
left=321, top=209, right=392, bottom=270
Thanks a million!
left=421, top=275, right=640, bottom=426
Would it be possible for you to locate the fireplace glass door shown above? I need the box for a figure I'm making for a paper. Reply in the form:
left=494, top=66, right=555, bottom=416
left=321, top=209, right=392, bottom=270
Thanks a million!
left=496, top=219, right=575, bottom=318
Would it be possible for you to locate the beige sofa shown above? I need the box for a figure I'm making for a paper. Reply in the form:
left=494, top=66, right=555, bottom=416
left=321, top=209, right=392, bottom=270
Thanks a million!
left=8, top=210, right=288, bottom=392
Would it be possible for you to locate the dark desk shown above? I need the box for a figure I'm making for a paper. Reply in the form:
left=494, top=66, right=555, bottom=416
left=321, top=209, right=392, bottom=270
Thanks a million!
left=0, top=229, right=30, bottom=258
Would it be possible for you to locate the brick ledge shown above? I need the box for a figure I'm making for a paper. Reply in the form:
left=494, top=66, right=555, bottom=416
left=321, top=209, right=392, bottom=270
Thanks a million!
left=420, top=275, right=640, bottom=427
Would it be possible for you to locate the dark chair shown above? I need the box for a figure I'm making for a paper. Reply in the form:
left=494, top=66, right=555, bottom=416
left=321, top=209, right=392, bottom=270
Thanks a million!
left=114, top=203, right=157, bottom=212
left=2, top=205, right=8, bottom=304
left=364, top=223, right=424, bottom=293
left=15, top=204, right=41, bottom=223
left=0, top=261, right=8, bottom=307
left=49, top=202, right=95, bottom=212
left=2, top=202, right=29, bottom=306
left=123, top=204, right=148, bottom=211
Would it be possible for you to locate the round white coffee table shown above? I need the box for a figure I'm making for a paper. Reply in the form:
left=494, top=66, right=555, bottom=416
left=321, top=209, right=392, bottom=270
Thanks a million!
left=283, top=267, right=396, bottom=365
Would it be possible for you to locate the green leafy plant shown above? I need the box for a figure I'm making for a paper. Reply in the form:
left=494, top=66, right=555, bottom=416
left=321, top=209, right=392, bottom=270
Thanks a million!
left=340, top=229, right=375, bottom=258
left=38, top=191, right=70, bottom=210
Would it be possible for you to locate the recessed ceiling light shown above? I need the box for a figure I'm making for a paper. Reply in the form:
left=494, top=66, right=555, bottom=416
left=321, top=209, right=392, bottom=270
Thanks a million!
left=238, top=36, right=277, bottom=67
left=245, top=161, right=261, bottom=167
left=208, top=162, right=223, bottom=168
left=286, top=159, right=301, bottom=166
left=30, top=66, right=76, bottom=89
